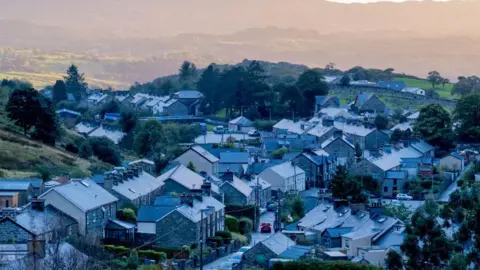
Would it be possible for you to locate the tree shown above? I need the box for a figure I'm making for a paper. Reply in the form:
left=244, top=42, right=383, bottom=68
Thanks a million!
left=447, top=253, right=467, bottom=270
left=385, top=249, right=403, bottom=270
left=31, top=97, right=59, bottom=145
left=340, top=75, right=351, bottom=87
left=279, top=84, right=302, bottom=120
left=390, top=129, right=403, bottom=143
left=291, top=196, right=305, bottom=218
left=425, top=88, right=440, bottom=98
left=374, top=115, right=389, bottom=130
left=197, top=65, right=220, bottom=114
left=329, top=165, right=364, bottom=202
left=296, top=69, right=328, bottom=116
left=427, top=71, right=442, bottom=88
left=159, top=80, right=175, bottom=95
left=99, top=100, right=121, bottom=119
left=78, top=141, right=93, bottom=159
left=187, top=161, right=196, bottom=172
left=442, top=78, right=450, bottom=88
left=117, top=208, right=137, bottom=223
left=52, top=80, right=67, bottom=103
left=120, top=110, right=138, bottom=133
left=452, top=76, right=480, bottom=96
left=413, top=103, right=454, bottom=153
left=133, top=120, right=165, bottom=156
left=153, top=155, right=169, bottom=175
left=179, top=61, right=197, bottom=81
left=454, top=93, right=480, bottom=142
left=88, top=137, right=122, bottom=165
left=6, top=87, right=43, bottom=135
left=64, top=65, right=87, bottom=101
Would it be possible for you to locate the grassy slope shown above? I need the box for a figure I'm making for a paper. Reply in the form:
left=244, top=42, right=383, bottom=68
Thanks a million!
left=394, top=77, right=455, bottom=99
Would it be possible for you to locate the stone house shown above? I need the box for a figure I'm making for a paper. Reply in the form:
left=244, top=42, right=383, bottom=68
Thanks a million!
left=39, top=179, right=119, bottom=237
left=55, top=109, right=81, bottom=127
left=321, top=227, right=354, bottom=248
left=439, top=152, right=465, bottom=172
left=259, top=161, right=306, bottom=193
left=321, top=133, right=355, bottom=167
left=173, top=90, right=204, bottom=115
left=216, top=171, right=253, bottom=206
left=306, top=124, right=339, bottom=145
left=175, top=145, right=220, bottom=175
left=293, top=150, right=336, bottom=188
left=137, top=193, right=225, bottom=248
left=244, top=176, right=272, bottom=208
left=352, top=94, right=386, bottom=114
left=164, top=99, right=189, bottom=116
left=102, top=166, right=165, bottom=208
left=228, top=116, right=254, bottom=133
left=0, top=180, right=35, bottom=207
left=0, top=200, right=78, bottom=243
left=333, top=122, right=389, bottom=150
left=128, top=159, right=156, bottom=176
left=104, top=219, right=136, bottom=242
left=315, top=96, right=340, bottom=111
left=243, top=232, right=295, bottom=266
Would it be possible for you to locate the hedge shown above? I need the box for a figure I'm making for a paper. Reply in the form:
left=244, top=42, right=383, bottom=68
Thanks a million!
left=272, top=260, right=382, bottom=270
left=206, top=236, right=223, bottom=248
left=104, top=245, right=130, bottom=255
left=138, top=250, right=167, bottom=262
left=215, top=231, right=232, bottom=242
left=239, top=217, right=253, bottom=235
left=225, top=215, right=239, bottom=233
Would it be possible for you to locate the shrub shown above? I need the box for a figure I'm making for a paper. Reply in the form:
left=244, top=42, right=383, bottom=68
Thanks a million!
left=88, top=137, right=122, bottom=165
left=225, top=215, right=239, bottom=233
left=138, top=250, right=167, bottom=262
left=215, top=231, right=232, bottom=242
left=104, top=245, right=130, bottom=255
left=239, top=217, right=253, bottom=235
left=271, top=148, right=288, bottom=159
left=117, top=208, right=137, bottom=223
left=78, top=141, right=93, bottom=159
left=65, top=143, right=79, bottom=154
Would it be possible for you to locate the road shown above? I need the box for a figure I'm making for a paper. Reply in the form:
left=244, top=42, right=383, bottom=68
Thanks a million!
left=203, top=212, right=275, bottom=269
left=437, top=164, right=472, bottom=203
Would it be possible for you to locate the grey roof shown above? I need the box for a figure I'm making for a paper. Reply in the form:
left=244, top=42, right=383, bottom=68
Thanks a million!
left=298, top=205, right=351, bottom=230
left=175, top=195, right=225, bottom=223
left=450, top=152, right=465, bottom=161
left=88, top=126, right=126, bottom=144
left=219, top=152, right=249, bottom=164
left=390, top=122, right=413, bottom=132
left=137, top=205, right=175, bottom=222
left=243, top=177, right=271, bottom=190
left=175, top=90, right=203, bottom=99
left=157, top=164, right=205, bottom=190
left=56, top=109, right=81, bottom=117
left=273, top=119, right=312, bottom=135
left=129, top=159, right=155, bottom=166
left=40, top=179, right=118, bottom=212
left=218, top=163, right=244, bottom=174
left=377, top=81, right=406, bottom=91
left=91, top=174, right=104, bottom=185
left=190, top=145, right=219, bottom=163
left=75, top=122, right=97, bottom=134
left=111, top=171, right=164, bottom=201
left=321, top=135, right=355, bottom=149
left=410, top=140, right=435, bottom=154
left=15, top=205, right=77, bottom=235
left=279, top=245, right=313, bottom=260
left=0, top=180, right=33, bottom=191
left=367, top=146, right=423, bottom=171
left=219, top=175, right=253, bottom=197
left=373, top=225, right=406, bottom=248
left=333, top=122, right=375, bottom=137
left=325, top=227, right=354, bottom=238
left=342, top=216, right=401, bottom=240
left=261, top=161, right=305, bottom=180
left=154, top=195, right=181, bottom=207
left=229, top=116, right=253, bottom=126
left=107, top=218, right=136, bottom=229
left=0, top=191, right=18, bottom=196
left=355, top=94, right=373, bottom=107
left=260, top=232, right=295, bottom=255
left=247, top=161, right=283, bottom=175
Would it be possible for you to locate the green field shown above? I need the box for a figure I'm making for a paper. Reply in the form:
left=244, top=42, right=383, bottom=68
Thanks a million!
left=394, top=77, right=456, bottom=99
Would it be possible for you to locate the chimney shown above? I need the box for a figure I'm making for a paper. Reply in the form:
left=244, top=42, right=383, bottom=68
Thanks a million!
left=104, top=173, right=114, bottom=189
left=403, top=140, right=410, bottom=148
left=180, top=193, right=194, bottom=207
left=28, top=238, right=46, bottom=259
left=333, top=130, right=343, bottom=138
left=192, top=189, right=203, bottom=202
left=201, top=181, right=212, bottom=196
left=31, top=199, right=45, bottom=212
left=132, top=167, right=139, bottom=177
left=127, top=169, right=135, bottom=179
left=384, top=144, right=392, bottom=154
left=220, top=170, right=234, bottom=182
left=122, top=172, right=128, bottom=182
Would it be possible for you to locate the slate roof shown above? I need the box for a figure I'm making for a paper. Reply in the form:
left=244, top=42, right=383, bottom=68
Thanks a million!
left=373, top=225, right=406, bottom=249
left=88, top=126, right=126, bottom=144
left=110, top=171, right=164, bottom=201
left=129, top=159, right=155, bottom=166
left=262, top=139, right=280, bottom=152
left=247, top=161, right=282, bottom=175
left=104, top=113, right=121, bottom=120
left=40, top=179, right=118, bottom=212
left=279, top=245, right=313, bottom=260
left=260, top=232, right=295, bottom=255
left=334, top=122, right=375, bottom=137
left=410, top=140, right=435, bottom=154
left=229, top=116, right=253, bottom=127
left=157, top=165, right=205, bottom=190
left=355, top=94, right=373, bottom=107
left=262, top=162, right=305, bottom=180
left=175, top=90, right=203, bottom=99
left=55, top=109, right=81, bottom=117
left=273, top=119, right=312, bottom=135
left=28, top=179, right=43, bottom=189
left=137, top=205, right=175, bottom=222
left=391, top=122, right=413, bottom=132
left=154, top=195, right=181, bottom=207
left=315, top=96, right=339, bottom=107
left=320, top=108, right=352, bottom=119
left=91, top=174, right=105, bottom=185
left=407, top=112, right=420, bottom=120
left=368, top=147, right=423, bottom=171
left=450, top=152, right=465, bottom=161
left=106, top=219, right=136, bottom=229
left=307, top=124, right=334, bottom=138
left=343, top=216, right=401, bottom=241
left=88, top=93, right=109, bottom=103
left=218, top=163, right=244, bottom=175
left=219, top=152, right=249, bottom=164
left=298, top=205, right=351, bottom=230
left=0, top=180, right=33, bottom=191
left=402, top=87, right=424, bottom=94
left=244, top=177, right=271, bottom=190
left=75, top=122, right=97, bottom=134
left=15, top=205, right=77, bottom=235
left=325, top=227, right=354, bottom=238
left=377, top=81, right=406, bottom=91
left=0, top=191, right=18, bottom=196
left=174, top=195, right=225, bottom=223
left=189, top=146, right=219, bottom=163
left=321, top=135, right=355, bottom=149
left=219, top=176, right=253, bottom=197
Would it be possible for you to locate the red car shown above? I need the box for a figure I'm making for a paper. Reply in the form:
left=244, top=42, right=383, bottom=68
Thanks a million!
left=260, top=223, right=272, bottom=233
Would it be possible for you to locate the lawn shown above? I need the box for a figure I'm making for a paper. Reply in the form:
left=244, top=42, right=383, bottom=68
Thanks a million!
left=394, top=77, right=456, bottom=99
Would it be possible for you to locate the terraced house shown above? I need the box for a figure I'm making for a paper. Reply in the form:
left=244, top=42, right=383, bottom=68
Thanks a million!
left=39, top=179, right=119, bottom=238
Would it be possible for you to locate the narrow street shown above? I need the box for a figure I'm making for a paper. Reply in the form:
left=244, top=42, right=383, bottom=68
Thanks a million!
left=437, top=164, right=472, bottom=203
left=203, top=212, right=276, bottom=269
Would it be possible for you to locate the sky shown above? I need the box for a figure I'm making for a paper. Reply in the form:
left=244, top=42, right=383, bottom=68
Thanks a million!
left=329, top=0, right=450, bottom=2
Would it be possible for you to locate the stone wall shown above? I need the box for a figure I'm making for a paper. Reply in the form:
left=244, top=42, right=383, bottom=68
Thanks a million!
left=0, top=219, right=31, bottom=243
left=221, top=184, right=249, bottom=206
left=155, top=211, right=197, bottom=247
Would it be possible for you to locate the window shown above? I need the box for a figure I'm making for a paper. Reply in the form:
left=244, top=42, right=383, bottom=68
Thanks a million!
left=393, top=179, right=397, bottom=186
left=5, top=200, right=8, bottom=208
left=383, top=186, right=388, bottom=192
left=372, top=172, right=379, bottom=180
left=92, top=211, right=96, bottom=223
left=344, top=239, right=349, bottom=248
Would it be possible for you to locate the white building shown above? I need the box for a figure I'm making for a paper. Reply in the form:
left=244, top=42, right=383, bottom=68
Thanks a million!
left=175, top=146, right=219, bottom=175
left=401, top=87, right=425, bottom=96
left=258, top=161, right=306, bottom=192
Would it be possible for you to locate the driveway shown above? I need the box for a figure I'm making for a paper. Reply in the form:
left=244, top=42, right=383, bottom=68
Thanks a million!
left=437, top=164, right=472, bottom=203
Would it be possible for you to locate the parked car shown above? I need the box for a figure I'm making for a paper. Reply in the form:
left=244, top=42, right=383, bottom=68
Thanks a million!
left=261, top=223, right=272, bottom=233
left=391, top=200, right=403, bottom=207
left=267, top=202, right=277, bottom=212
left=218, top=261, right=235, bottom=270
left=214, top=125, right=225, bottom=134
left=259, top=207, right=267, bottom=215
left=248, top=129, right=260, bottom=137
left=229, top=252, right=245, bottom=264
left=238, top=246, right=252, bottom=253
left=396, top=193, right=413, bottom=200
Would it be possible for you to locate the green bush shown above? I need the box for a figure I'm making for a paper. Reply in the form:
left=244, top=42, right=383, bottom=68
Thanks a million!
left=104, top=245, right=130, bottom=255
left=116, top=208, right=137, bottom=223
left=138, top=250, right=167, bottom=262
left=239, top=217, right=253, bottom=235
left=215, top=231, right=232, bottom=242
left=273, top=260, right=382, bottom=270
left=271, top=148, right=288, bottom=159
left=225, top=215, right=239, bottom=233
left=206, top=236, right=223, bottom=247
